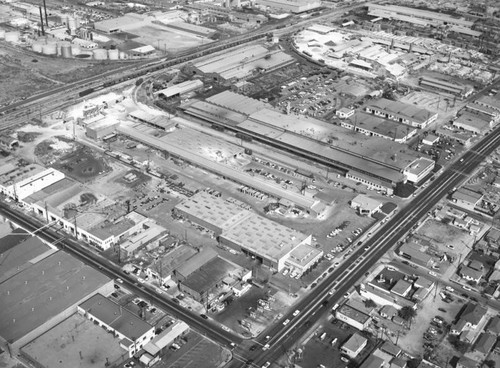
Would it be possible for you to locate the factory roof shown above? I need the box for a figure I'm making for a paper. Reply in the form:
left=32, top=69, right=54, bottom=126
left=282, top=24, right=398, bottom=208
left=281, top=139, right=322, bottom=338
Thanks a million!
left=337, top=303, right=371, bottom=324
left=87, top=116, right=119, bottom=131
left=351, top=194, right=381, bottom=212
left=79, top=293, right=153, bottom=341
left=347, top=112, right=416, bottom=140
left=0, top=251, right=110, bottom=343
left=0, top=236, right=52, bottom=284
left=192, top=44, right=294, bottom=81
left=130, top=45, right=156, bottom=54
left=153, top=244, right=198, bottom=277
left=181, top=256, right=239, bottom=294
left=0, top=163, right=46, bottom=187
left=453, top=187, right=483, bottom=205
left=404, top=157, right=435, bottom=177
left=88, top=211, right=148, bottom=241
left=420, top=75, right=465, bottom=91
left=117, top=123, right=316, bottom=208
left=308, top=24, right=334, bottom=34
left=155, top=79, right=204, bottom=98
left=399, top=243, right=432, bottom=265
left=174, top=191, right=251, bottom=232
left=144, top=320, right=189, bottom=355
left=455, top=111, right=491, bottom=129
left=476, top=95, right=500, bottom=111
left=120, top=221, right=166, bottom=255
left=175, top=247, right=218, bottom=278
left=0, top=227, right=30, bottom=252
left=206, top=90, right=269, bottom=116
left=128, top=110, right=174, bottom=130
left=94, top=13, right=145, bottom=32
left=449, top=26, right=481, bottom=37
left=221, top=213, right=309, bottom=262
left=366, top=98, right=436, bottom=125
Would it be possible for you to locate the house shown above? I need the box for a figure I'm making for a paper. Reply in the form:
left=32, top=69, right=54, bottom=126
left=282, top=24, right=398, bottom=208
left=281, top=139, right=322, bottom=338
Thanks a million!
left=336, top=107, right=355, bottom=119
left=486, top=228, right=500, bottom=244
left=381, top=341, right=402, bottom=357
left=459, top=265, right=482, bottom=283
left=451, top=302, right=487, bottom=334
left=468, top=260, right=484, bottom=271
left=398, top=243, right=433, bottom=267
left=474, top=333, right=496, bottom=354
left=379, top=305, right=398, bottom=319
left=457, top=356, right=480, bottom=368
left=487, top=316, right=500, bottom=335
left=452, top=188, right=483, bottom=211
left=359, top=355, right=385, bottom=368
left=341, top=333, right=368, bottom=358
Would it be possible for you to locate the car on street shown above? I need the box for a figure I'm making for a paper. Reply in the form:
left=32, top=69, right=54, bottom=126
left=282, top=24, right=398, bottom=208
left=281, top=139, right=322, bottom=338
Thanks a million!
left=283, top=319, right=290, bottom=325
left=445, top=286, right=454, bottom=292
left=463, top=285, right=472, bottom=291
left=200, top=314, right=208, bottom=319
left=428, top=271, right=437, bottom=277
left=262, top=362, right=271, bottom=368
left=293, top=310, right=300, bottom=316
left=262, top=343, right=270, bottom=351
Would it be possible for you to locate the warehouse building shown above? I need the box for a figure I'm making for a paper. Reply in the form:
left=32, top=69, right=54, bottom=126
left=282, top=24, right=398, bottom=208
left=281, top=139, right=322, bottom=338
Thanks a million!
left=419, top=76, right=473, bottom=98
left=184, top=93, right=426, bottom=194
left=364, top=98, right=437, bottom=129
left=94, top=13, right=146, bottom=33
left=142, top=321, right=189, bottom=361
left=173, top=191, right=251, bottom=236
left=86, top=117, right=120, bottom=140
left=453, top=112, right=493, bottom=135
left=284, top=243, right=323, bottom=275
left=155, top=80, right=204, bottom=100
left=186, top=44, right=295, bottom=84
left=341, top=112, right=417, bottom=143
left=78, top=293, right=155, bottom=357
left=220, top=212, right=312, bottom=272
left=255, top=0, right=321, bottom=13
left=0, top=163, right=65, bottom=202
left=367, top=4, right=474, bottom=28
left=0, top=251, right=112, bottom=351
left=128, top=110, right=176, bottom=131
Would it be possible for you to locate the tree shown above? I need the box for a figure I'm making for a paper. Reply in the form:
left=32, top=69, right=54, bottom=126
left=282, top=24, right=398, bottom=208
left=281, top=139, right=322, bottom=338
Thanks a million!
left=364, top=299, right=377, bottom=308
left=484, top=360, right=496, bottom=368
left=398, top=306, right=417, bottom=321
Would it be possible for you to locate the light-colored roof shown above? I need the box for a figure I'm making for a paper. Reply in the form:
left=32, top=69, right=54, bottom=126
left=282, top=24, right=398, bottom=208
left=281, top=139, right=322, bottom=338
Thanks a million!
left=366, top=98, right=436, bottom=125
left=220, top=213, right=309, bottom=262
left=342, top=333, right=367, bottom=353
left=155, top=80, right=203, bottom=98
left=174, top=191, right=251, bottom=232
left=337, top=304, right=371, bottom=324
left=130, top=45, right=156, bottom=54
left=351, top=194, right=381, bottom=211
left=144, top=320, right=189, bottom=354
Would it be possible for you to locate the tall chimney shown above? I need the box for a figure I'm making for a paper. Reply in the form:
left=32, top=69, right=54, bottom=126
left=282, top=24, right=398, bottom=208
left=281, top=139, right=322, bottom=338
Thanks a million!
left=39, top=6, right=45, bottom=36
left=43, top=0, right=49, bottom=27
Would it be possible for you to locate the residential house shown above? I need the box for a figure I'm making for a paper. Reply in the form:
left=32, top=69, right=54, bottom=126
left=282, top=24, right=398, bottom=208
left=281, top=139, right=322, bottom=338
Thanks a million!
left=459, top=265, right=482, bottom=283
left=487, top=316, right=500, bottom=335
left=451, top=302, right=487, bottom=334
left=474, top=333, right=496, bottom=354
left=341, top=333, right=368, bottom=358
left=457, top=357, right=480, bottom=368
left=379, top=305, right=398, bottom=319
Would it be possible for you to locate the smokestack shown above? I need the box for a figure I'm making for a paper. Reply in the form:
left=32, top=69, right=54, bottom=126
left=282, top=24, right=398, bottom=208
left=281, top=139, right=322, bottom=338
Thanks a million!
left=43, top=0, right=49, bottom=27
left=39, top=6, right=45, bottom=36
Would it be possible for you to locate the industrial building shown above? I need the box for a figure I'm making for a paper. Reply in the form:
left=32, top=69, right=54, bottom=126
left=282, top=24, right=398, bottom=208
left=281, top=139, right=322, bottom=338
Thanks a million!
left=0, top=163, right=65, bottom=201
left=0, top=235, right=52, bottom=284
left=26, top=178, right=150, bottom=251
left=367, top=4, right=474, bottom=29
left=340, top=112, right=418, bottom=143
left=85, top=116, right=120, bottom=140
left=155, top=80, right=204, bottom=100
left=94, top=13, right=147, bottom=33
left=184, top=91, right=433, bottom=192
left=453, top=111, right=493, bottom=135
left=364, top=98, right=438, bottom=129
left=0, top=251, right=112, bottom=351
left=186, top=44, right=295, bottom=84
left=350, top=194, right=382, bottom=216
left=173, top=191, right=251, bottom=236
left=254, top=0, right=321, bottom=13
left=78, top=293, right=155, bottom=357
left=128, top=110, right=176, bottom=131
left=220, top=212, right=312, bottom=272
left=419, top=76, right=473, bottom=98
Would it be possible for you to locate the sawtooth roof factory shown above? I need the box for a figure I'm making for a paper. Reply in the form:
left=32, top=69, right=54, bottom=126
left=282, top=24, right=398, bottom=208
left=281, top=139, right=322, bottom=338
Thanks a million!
left=184, top=91, right=435, bottom=193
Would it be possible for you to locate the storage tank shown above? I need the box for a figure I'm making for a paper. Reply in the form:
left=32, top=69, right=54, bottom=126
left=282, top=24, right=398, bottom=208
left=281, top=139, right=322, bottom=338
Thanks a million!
left=61, top=44, right=72, bottom=58
left=0, top=30, right=6, bottom=39
left=108, top=49, right=119, bottom=60
left=92, top=49, right=107, bottom=60
left=42, top=43, right=57, bottom=55
left=32, top=42, right=44, bottom=53
left=5, top=31, right=20, bottom=43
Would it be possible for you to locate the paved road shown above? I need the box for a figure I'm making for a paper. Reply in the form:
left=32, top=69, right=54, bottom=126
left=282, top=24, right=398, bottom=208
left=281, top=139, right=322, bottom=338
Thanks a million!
left=228, top=126, right=500, bottom=368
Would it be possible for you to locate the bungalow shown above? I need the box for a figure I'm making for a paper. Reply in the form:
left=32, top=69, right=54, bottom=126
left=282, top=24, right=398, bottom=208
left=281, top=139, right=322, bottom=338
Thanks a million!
left=459, top=265, right=482, bottom=283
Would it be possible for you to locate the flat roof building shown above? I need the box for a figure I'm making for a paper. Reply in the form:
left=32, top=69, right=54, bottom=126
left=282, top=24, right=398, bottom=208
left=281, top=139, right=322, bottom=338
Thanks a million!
left=155, top=80, right=204, bottom=100
left=420, top=76, right=473, bottom=98
left=365, top=98, right=438, bottom=129
left=284, top=243, right=323, bottom=275
left=220, top=212, right=311, bottom=272
left=341, top=333, right=368, bottom=358
left=78, top=293, right=155, bottom=357
left=173, top=191, right=251, bottom=236
left=336, top=303, right=371, bottom=331
left=0, top=251, right=112, bottom=350
left=453, top=112, right=493, bottom=135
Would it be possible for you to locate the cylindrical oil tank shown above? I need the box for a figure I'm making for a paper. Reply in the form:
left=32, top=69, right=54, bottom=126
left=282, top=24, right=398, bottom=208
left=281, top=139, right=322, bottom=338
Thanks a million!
left=42, top=43, right=57, bottom=55
left=108, top=49, right=119, bottom=60
left=5, top=31, right=19, bottom=43
left=0, top=30, right=5, bottom=39
left=71, top=44, right=81, bottom=55
left=92, top=49, right=107, bottom=60
left=32, top=42, right=43, bottom=53
left=119, top=51, right=127, bottom=59
left=61, top=44, right=72, bottom=58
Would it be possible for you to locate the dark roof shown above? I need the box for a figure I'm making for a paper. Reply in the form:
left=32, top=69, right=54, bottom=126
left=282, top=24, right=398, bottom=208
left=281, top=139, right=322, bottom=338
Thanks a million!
left=181, top=257, right=238, bottom=294
left=459, top=302, right=487, bottom=325
left=79, top=294, right=153, bottom=341
left=474, top=333, right=496, bottom=354
left=487, top=316, right=500, bottom=335
left=380, top=202, right=398, bottom=214
left=0, top=228, right=30, bottom=253
left=176, top=247, right=218, bottom=279
left=381, top=341, right=402, bottom=357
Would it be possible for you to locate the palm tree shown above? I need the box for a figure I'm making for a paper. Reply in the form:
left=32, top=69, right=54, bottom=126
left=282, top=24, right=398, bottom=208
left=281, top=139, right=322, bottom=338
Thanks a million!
left=398, top=306, right=416, bottom=321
